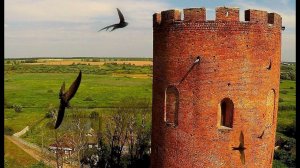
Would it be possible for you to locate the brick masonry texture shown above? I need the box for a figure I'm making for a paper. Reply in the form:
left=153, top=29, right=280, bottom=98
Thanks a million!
left=151, top=7, right=282, bottom=168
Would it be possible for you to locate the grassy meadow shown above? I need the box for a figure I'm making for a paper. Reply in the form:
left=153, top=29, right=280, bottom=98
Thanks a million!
left=4, top=136, right=49, bottom=168
left=4, top=58, right=295, bottom=168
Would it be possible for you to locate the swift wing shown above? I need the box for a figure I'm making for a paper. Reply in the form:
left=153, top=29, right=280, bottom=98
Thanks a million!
left=54, top=102, right=66, bottom=129
left=65, top=70, right=82, bottom=101
left=117, top=8, right=125, bottom=23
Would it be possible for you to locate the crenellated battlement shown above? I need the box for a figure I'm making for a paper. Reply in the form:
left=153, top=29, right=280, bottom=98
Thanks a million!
left=153, top=7, right=282, bottom=28
left=184, top=8, right=206, bottom=22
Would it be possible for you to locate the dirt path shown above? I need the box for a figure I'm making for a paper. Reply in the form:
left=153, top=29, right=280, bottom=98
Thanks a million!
left=5, top=135, right=76, bottom=168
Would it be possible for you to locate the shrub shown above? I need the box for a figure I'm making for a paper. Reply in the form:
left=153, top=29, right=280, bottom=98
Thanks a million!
left=84, top=96, right=94, bottom=101
left=29, top=161, right=48, bottom=168
left=4, top=99, right=13, bottom=108
left=4, top=126, right=14, bottom=135
left=289, top=86, right=294, bottom=89
left=280, top=90, right=288, bottom=94
left=47, top=89, right=54, bottom=93
left=274, top=149, right=296, bottom=168
left=24, top=59, right=37, bottom=63
left=278, top=98, right=284, bottom=102
left=278, top=105, right=296, bottom=111
left=282, top=120, right=296, bottom=138
left=90, top=111, right=99, bottom=119
left=13, top=104, right=23, bottom=112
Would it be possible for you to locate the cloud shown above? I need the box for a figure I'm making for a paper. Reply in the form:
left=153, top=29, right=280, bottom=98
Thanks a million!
left=231, top=1, right=295, bottom=28
left=4, top=0, right=295, bottom=61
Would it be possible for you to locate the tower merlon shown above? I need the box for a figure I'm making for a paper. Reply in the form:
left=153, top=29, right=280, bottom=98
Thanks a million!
left=183, top=8, right=206, bottom=22
left=268, top=13, right=282, bottom=26
left=161, top=9, right=181, bottom=24
left=245, top=9, right=268, bottom=23
left=216, top=7, right=239, bottom=22
left=153, top=13, right=162, bottom=26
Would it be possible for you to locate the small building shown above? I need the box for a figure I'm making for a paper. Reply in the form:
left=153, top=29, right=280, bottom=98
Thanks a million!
left=48, top=135, right=76, bottom=159
left=86, top=128, right=98, bottom=149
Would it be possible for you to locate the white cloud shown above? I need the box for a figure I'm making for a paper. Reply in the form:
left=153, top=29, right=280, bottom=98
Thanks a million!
left=231, top=1, right=295, bottom=28
left=4, top=0, right=295, bottom=61
left=5, top=0, right=169, bottom=23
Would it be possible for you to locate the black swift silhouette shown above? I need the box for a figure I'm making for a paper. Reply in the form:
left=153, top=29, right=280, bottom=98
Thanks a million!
left=98, top=8, right=128, bottom=32
left=54, top=70, right=82, bottom=129
left=232, top=131, right=246, bottom=165
left=257, top=130, right=265, bottom=139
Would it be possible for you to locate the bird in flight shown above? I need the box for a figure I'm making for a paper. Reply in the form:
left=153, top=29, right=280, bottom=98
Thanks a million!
left=98, top=8, right=128, bottom=32
left=257, top=130, right=265, bottom=139
left=54, top=70, right=82, bottom=129
left=232, top=131, right=246, bottom=165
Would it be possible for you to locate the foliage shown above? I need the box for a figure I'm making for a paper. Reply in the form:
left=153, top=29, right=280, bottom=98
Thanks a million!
left=29, top=161, right=49, bottom=168
left=278, top=105, right=296, bottom=111
left=89, top=111, right=99, bottom=119
left=84, top=96, right=94, bottom=101
left=276, top=119, right=296, bottom=138
left=79, top=98, right=151, bottom=168
left=5, top=63, right=152, bottom=75
left=280, top=64, right=296, bottom=81
left=274, top=133, right=296, bottom=168
left=22, top=59, right=38, bottom=63
left=4, top=126, right=14, bottom=135
left=13, top=104, right=23, bottom=113
left=272, top=159, right=288, bottom=168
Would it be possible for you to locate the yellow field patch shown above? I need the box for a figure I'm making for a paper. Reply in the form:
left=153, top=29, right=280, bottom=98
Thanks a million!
left=25, top=59, right=153, bottom=66
left=112, top=73, right=153, bottom=78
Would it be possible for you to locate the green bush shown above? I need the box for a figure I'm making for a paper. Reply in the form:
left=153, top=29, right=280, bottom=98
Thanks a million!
left=4, top=126, right=14, bottom=135
left=280, top=90, right=288, bottom=94
left=30, top=161, right=48, bottom=168
left=278, top=105, right=296, bottom=111
left=24, top=59, right=37, bottom=63
left=13, top=104, right=23, bottom=113
left=274, top=149, right=296, bottom=168
left=47, top=89, right=53, bottom=93
left=84, top=96, right=94, bottom=101
left=272, top=159, right=288, bottom=168
left=278, top=98, right=284, bottom=102
left=89, top=111, right=99, bottom=119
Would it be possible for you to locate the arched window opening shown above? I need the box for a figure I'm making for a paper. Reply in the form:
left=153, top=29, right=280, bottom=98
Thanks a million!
left=164, top=85, right=179, bottom=127
left=220, top=98, right=234, bottom=128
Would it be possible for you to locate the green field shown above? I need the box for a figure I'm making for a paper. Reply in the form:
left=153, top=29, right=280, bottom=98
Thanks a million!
left=4, top=59, right=296, bottom=167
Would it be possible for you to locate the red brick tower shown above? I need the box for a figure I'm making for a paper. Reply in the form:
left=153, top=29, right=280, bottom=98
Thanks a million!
left=151, top=7, right=282, bottom=168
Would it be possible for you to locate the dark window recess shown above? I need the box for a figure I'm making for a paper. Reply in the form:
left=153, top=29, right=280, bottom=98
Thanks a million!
left=220, top=98, right=234, bottom=128
left=165, top=86, right=179, bottom=126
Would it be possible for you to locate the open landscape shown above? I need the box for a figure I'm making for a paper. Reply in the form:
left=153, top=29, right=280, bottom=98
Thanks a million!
left=4, top=58, right=295, bottom=168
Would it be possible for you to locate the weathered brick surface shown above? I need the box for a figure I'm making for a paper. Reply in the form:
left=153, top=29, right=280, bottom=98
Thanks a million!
left=151, top=7, right=282, bottom=168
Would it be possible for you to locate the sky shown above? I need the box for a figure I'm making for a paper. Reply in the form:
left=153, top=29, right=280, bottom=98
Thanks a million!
left=4, top=0, right=296, bottom=62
